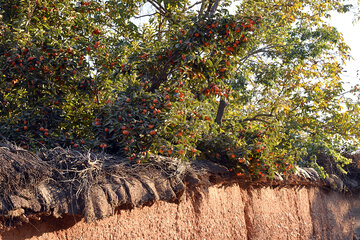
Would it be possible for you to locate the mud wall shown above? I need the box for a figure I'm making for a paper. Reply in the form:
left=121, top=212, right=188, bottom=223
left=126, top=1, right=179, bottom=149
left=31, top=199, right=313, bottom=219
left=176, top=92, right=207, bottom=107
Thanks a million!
left=1, top=185, right=355, bottom=240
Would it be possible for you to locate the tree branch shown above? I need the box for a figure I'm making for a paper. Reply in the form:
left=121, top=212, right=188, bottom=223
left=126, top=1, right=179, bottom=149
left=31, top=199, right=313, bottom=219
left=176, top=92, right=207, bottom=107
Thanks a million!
left=134, top=12, right=158, bottom=19
left=147, top=0, right=176, bottom=24
left=198, top=0, right=208, bottom=16
left=236, top=45, right=277, bottom=71
left=148, top=0, right=166, bottom=15
left=239, top=114, right=273, bottom=123
left=187, top=1, right=202, bottom=10
left=223, top=114, right=274, bottom=124
left=209, top=0, right=221, bottom=16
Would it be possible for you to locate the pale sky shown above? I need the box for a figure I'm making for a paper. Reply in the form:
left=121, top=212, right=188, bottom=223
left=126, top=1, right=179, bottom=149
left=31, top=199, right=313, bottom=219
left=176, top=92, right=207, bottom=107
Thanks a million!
left=329, top=10, right=360, bottom=88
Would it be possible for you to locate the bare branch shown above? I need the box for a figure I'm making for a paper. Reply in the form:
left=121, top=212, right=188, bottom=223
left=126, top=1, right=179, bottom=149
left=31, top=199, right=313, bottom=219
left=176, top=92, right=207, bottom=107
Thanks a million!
left=147, top=0, right=177, bottom=24
left=243, top=118, right=270, bottom=124
left=224, top=114, right=274, bottom=124
left=238, top=46, right=273, bottom=65
left=147, top=0, right=166, bottom=16
left=240, top=114, right=274, bottom=124
left=198, top=0, right=208, bottom=16
left=134, top=12, right=158, bottom=19
left=187, top=1, right=202, bottom=10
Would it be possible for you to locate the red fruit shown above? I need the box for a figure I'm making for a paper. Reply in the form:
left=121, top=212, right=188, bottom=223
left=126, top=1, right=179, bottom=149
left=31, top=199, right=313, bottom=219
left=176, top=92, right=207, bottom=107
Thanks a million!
left=194, top=33, right=199, bottom=37
left=40, top=127, right=44, bottom=131
left=92, top=28, right=101, bottom=35
left=126, top=98, right=130, bottom=103
left=24, top=126, right=28, bottom=130
left=150, top=130, right=156, bottom=135
left=105, top=128, right=109, bottom=132
left=73, top=144, right=79, bottom=148
left=123, top=130, right=130, bottom=135
left=44, top=132, right=49, bottom=136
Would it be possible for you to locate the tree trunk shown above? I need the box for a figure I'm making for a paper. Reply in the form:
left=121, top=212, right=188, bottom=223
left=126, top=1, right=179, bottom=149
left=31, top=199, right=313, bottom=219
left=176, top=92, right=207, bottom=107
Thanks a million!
left=215, top=99, right=227, bottom=126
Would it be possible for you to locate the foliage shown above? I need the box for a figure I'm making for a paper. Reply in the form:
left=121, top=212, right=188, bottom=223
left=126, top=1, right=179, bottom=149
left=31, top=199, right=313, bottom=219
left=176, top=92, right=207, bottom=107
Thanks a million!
left=1, top=0, right=360, bottom=178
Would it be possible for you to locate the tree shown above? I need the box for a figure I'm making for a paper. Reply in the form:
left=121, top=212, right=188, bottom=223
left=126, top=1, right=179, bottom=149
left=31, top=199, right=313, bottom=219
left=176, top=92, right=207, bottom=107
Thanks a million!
left=1, top=0, right=359, bottom=178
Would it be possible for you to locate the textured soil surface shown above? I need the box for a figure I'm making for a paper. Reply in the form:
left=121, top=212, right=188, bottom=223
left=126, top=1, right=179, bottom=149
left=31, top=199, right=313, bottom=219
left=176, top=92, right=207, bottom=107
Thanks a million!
left=0, top=144, right=358, bottom=239
left=1, top=186, right=355, bottom=240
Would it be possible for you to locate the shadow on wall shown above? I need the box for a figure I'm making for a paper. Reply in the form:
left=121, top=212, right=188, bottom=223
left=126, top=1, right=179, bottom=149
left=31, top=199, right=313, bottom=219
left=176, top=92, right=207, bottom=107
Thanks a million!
left=1, top=214, right=82, bottom=240
left=350, top=194, right=360, bottom=238
left=310, top=188, right=355, bottom=240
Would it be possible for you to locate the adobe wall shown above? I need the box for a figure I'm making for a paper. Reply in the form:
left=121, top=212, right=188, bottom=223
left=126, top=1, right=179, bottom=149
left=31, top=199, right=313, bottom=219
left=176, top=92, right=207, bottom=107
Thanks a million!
left=1, top=185, right=355, bottom=240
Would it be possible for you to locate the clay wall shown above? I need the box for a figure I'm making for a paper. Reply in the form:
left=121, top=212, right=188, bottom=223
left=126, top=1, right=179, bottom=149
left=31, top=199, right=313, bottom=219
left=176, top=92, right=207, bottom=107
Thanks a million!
left=1, top=185, right=355, bottom=240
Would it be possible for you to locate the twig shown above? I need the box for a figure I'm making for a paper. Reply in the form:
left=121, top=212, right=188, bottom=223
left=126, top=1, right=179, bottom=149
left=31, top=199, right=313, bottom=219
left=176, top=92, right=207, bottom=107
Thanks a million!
left=134, top=13, right=157, bottom=19
left=187, top=1, right=202, bottom=10
left=224, top=113, right=274, bottom=124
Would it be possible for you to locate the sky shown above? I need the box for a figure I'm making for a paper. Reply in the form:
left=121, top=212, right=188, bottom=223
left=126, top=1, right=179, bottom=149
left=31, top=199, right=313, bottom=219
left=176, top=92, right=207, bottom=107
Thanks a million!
left=329, top=10, right=360, bottom=88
